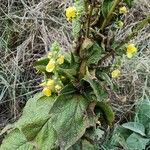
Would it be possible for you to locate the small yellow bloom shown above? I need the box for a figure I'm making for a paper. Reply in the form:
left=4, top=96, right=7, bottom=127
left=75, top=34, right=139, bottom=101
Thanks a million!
left=65, top=6, right=76, bottom=20
left=46, top=60, right=55, bottom=72
left=119, top=6, right=127, bottom=14
left=48, top=52, right=53, bottom=58
left=47, top=79, right=55, bottom=87
left=42, top=87, right=52, bottom=97
left=118, top=21, right=124, bottom=28
left=55, top=85, right=62, bottom=92
left=111, top=69, right=121, bottom=78
left=126, top=43, right=137, bottom=58
left=57, top=55, right=64, bottom=64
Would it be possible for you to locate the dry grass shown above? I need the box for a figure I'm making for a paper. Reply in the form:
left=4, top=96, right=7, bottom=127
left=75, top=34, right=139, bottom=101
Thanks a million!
left=0, top=0, right=149, bottom=134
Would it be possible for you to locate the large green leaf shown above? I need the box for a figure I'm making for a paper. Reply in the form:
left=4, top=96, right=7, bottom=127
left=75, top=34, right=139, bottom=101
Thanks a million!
left=35, top=119, right=58, bottom=150
left=122, top=122, right=146, bottom=136
left=83, top=71, right=108, bottom=102
left=126, top=133, right=149, bottom=150
left=49, top=93, right=94, bottom=150
left=0, top=129, right=35, bottom=150
left=15, top=93, right=56, bottom=141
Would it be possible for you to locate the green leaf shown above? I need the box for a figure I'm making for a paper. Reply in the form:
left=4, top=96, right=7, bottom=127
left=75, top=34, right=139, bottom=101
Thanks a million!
left=87, top=43, right=103, bottom=65
left=126, top=133, right=149, bottom=150
left=102, top=0, right=113, bottom=18
left=33, top=58, right=49, bottom=71
left=122, top=122, right=146, bottom=136
left=15, top=93, right=56, bottom=141
left=136, top=99, right=150, bottom=127
left=0, top=129, right=35, bottom=150
left=82, top=140, right=98, bottom=150
left=100, top=73, right=114, bottom=89
left=50, top=93, right=94, bottom=150
left=83, top=71, right=108, bottom=102
left=33, top=58, right=49, bottom=67
left=35, top=119, right=58, bottom=150
left=72, top=19, right=81, bottom=38
left=60, top=83, right=77, bottom=95
left=96, top=102, right=114, bottom=125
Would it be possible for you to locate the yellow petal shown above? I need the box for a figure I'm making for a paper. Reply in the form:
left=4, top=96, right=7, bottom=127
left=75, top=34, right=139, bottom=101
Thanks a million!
left=55, top=85, right=62, bottom=92
left=111, top=69, right=121, bottom=78
left=119, top=6, right=127, bottom=14
left=65, top=6, right=76, bottom=19
left=57, top=55, right=64, bottom=64
left=127, top=43, right=137, bottom=54
left=46, top=60, right=55, bottom=72
left=42, top=87, right=52, bottom=97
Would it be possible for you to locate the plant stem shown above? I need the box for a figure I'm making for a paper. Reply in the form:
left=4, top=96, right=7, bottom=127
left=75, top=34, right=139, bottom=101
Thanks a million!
left=101, top=0, right=121, bottom=31
left=116, top=15, right=150, bottom=49
left=86, top=4, right=94, bottom=37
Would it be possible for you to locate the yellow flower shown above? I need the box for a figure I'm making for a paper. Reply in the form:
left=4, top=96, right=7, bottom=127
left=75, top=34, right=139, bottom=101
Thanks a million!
left=118, top=21, right=124, bottom=28
left=126, top=43, right=137, bottom=58
left=42, top=87, right=52, bottom=97
left=57, top=55, right=64, bottom=64
left=111, top=69, right=121, bottom=78
left=119, top=6, right=127, bottom=14
left=46, top=60, right=55, bottom=72
left=55, top=85, right=62, bottom=92
left=47, top=79, right=55, bottom=88
left=65, top=6, right=76, bottom=20
left=48, top=52, right=53, bottom=58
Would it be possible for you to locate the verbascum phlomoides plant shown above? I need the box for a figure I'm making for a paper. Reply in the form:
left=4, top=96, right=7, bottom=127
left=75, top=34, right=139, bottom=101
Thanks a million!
left=0, top=0, right=149, bottom=149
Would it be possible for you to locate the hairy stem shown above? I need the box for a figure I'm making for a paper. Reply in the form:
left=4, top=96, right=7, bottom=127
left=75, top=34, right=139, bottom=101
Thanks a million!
left=86, top=4, right=94, bottom=37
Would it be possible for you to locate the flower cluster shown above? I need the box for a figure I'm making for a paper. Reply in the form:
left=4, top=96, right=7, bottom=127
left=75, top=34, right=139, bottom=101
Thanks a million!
left=39, top=42, right=65, bottom=97
left=40, top=78, right=63, bottom=97
left=117, top=6, right=127, bottom=28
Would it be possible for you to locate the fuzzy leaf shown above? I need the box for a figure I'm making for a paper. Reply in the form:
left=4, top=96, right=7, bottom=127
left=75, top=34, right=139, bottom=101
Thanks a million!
left=122, top=122, right=146, bottom=136
left=72, top=19, right=81, bottom=38
left=83, top=71, right=108, bottom=102
left=0, top=129, right=35, bottom=150
left=126, top=133, right=149, bottom=150
left=50, top=93, right=94, bottom=150
left=102, top=0, right=113, bottom=18
left=96, top=102, right=114, bottom=125
left=136, top=99, right=150, bottom=127
left=15, top=93, right=56, bottom=141
left=87, top=42, right=103, bottom=65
